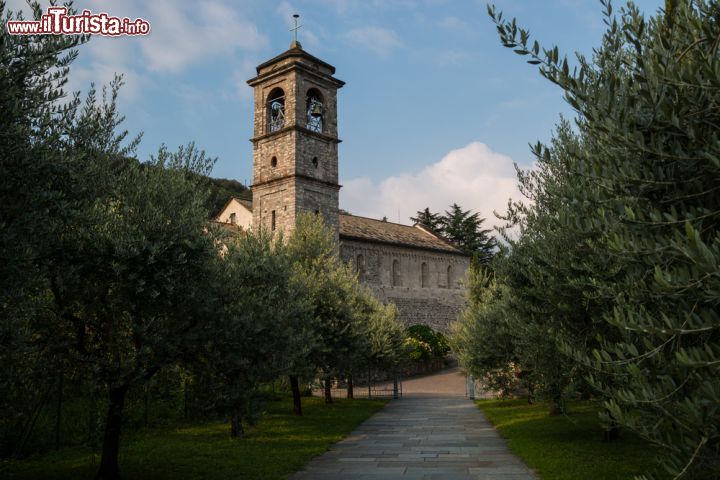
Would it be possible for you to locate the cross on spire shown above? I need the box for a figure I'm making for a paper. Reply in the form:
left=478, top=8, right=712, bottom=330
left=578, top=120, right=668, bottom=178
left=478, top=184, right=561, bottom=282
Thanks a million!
left=290, top=14, right=302, bottom=45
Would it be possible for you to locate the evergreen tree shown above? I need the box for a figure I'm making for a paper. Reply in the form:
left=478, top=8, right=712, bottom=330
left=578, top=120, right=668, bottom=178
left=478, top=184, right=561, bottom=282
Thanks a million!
left=410, top=207, right=443, bottom=233
left=441, top=203, right=496, bottom=262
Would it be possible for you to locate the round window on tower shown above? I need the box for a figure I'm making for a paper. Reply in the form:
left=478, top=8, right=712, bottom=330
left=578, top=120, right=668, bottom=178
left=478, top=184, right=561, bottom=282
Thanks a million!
left=271, top=156, right=277, bottom=168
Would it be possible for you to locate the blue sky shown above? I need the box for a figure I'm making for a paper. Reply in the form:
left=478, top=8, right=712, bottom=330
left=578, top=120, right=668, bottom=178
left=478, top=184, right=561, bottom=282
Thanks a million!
left=9, top=0, right=664, bottom=224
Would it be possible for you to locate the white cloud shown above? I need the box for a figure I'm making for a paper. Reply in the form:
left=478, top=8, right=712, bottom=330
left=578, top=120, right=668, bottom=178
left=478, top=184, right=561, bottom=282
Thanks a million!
left=276, top=1, right=300, bottom=35
left=439, top=16, right=468, bottom=31
left=69, top=61, right=144, bottom=102
left=172, top=83, right=219, bottom=128
left=343, top=26, right=402, bottom=57
left=306, top=0, right=418, bottom=16
left=301, top=29, right=322, bottom=50
left=228, top=59, right=259, bottom=101
left=49, top=0, right=267, bottom=105
left=67, top=36, right=146, bottom=101
left=140, top=0, right=267, bottom=73
left=341, top=142, right=522, bottom=229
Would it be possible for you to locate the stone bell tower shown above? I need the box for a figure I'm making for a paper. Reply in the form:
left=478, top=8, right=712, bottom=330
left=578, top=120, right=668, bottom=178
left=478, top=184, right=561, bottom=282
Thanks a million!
left=247, top=39, right=344, bottom=239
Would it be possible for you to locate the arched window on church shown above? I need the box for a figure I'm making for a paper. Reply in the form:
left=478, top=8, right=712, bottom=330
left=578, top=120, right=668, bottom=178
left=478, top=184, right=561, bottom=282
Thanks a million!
left=421, top=262, right=429, bottom=288
left=306, top=88, right=324, bottom=133
left=447, top=265, right=454, bottom=289
left=267, top=87, right=285, bottom=132
left=356, top=254, right=365, bottom=282
left=392, top=259, right=401, bottom=287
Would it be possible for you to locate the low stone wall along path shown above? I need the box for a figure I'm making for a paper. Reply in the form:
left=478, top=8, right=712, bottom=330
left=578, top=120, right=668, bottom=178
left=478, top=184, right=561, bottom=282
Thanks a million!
left=292, top=368, right=537, bottom=480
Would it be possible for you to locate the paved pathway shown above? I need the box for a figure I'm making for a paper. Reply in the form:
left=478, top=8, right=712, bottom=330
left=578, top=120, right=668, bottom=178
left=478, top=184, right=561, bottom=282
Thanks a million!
left=292, top=369, right=537, bottom=480
left=375, top=366, right=470, bottom=398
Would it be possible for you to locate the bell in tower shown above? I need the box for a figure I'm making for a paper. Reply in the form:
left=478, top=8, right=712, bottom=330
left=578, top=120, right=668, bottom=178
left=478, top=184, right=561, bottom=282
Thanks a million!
left=247, top=16, right=345, bottom=239
left=306, top=90, right=324, bottom=133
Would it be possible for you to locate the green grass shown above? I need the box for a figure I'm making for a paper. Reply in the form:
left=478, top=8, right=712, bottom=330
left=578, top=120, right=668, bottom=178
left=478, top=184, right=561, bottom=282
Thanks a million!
left=1, top=397, right=387, bottom=480
left=477, top=399, right=662, bottom=480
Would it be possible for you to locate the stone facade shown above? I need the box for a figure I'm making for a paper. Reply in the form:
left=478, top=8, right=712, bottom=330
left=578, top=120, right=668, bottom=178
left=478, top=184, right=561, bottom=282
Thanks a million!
left=227, top=42, right=470, bottom=333
left=247, top=41, right=343, bottom=240
left=339, top=239, right=468, bottom=332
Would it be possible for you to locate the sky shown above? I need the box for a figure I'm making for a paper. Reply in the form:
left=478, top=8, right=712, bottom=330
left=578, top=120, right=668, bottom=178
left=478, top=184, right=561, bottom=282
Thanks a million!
left=8, top=0, right=664, bottom=226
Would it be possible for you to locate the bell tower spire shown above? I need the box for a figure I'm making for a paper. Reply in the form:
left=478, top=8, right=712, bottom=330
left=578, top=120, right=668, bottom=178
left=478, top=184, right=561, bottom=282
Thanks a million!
left=247, top=37, right=345, bottom=238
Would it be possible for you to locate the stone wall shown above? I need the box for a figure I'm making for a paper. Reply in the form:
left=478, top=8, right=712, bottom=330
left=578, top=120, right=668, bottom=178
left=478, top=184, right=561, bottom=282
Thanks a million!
left=246, top=47, right=468, bottom=332
left=340, top=239, right=469, bottom=333
left=249, top=46, right=342, bottom=239
left=252, top=178, right=295, bottom=238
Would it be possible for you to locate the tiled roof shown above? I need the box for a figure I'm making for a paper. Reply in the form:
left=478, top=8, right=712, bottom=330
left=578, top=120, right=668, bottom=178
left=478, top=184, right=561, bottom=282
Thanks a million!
left=213, top=200, right=464, bottom=255
left=214, top=197, right=253, bottom=221
left=339, top=214, right=464, bottom=255
left=235, top=198, right=253, bottom=211
left=253, top=44, right=337, bottom=75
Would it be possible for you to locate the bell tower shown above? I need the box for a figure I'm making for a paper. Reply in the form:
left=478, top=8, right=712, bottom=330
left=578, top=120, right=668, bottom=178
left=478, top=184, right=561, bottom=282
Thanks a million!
left=247, top=38, right=344, bottom=238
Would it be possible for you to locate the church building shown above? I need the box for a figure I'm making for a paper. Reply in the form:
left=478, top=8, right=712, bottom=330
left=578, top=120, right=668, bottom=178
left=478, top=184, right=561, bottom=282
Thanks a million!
left=214, top=40, right=469, bottom=332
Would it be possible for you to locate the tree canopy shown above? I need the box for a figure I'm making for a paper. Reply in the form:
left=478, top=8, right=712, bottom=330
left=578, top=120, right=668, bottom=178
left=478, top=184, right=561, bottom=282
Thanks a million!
left=0, top=4, right=407, bottom=479
left=453, top=2, right=720, bottom=478
left=411, top=204, right=496, bottom=261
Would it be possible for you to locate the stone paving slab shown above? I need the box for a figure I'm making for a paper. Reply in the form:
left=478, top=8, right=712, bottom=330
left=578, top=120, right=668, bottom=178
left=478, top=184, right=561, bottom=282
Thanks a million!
left=291, top=372, right=538, bottom=480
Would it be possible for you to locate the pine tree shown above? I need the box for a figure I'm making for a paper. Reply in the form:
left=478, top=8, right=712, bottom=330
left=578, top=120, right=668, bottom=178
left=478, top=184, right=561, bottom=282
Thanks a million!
left=410, top=207, right=443, bottom=233
left=440, top=203, right=496, bottom=262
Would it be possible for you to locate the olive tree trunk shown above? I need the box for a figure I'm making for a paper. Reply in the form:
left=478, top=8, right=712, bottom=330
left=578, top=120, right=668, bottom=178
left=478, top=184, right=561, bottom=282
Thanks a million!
left=95, top=385, right=129, bottom=480
left=323, top=378, right=333, bottom=404
left=289, top=375, right=302, bottom=416
left=346, top=376, right=354, bottom=399
left=230, top=408, right=244, bottom=438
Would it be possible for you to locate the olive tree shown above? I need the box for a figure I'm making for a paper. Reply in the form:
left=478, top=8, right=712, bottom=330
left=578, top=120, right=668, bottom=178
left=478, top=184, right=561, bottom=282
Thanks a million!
left=202, top=232, right=312, bottom=437
left=488, top=0, right=720, bottom=476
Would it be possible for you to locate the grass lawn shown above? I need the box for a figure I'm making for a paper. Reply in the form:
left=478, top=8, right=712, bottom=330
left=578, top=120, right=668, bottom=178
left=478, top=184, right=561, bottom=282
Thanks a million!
left=1, top=397, right=387, bottom=480
left=477, top=399, right=662, bottom=480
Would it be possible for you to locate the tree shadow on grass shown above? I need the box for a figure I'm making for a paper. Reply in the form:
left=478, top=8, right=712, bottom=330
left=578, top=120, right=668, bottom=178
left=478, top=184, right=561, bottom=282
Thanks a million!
left=2, top=398, right=386, bottom=480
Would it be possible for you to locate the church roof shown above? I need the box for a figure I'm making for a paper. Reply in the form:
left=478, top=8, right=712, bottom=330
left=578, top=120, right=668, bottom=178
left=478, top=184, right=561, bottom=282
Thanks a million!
left=252, top=43, right=337, bottom=75
left=212, top=200, right=464, bottom=255
left=234, top=198, right=253, bottom=211
left=339, top=214, right=465, bottom=255
left=213, top=197, right=252, bottom=221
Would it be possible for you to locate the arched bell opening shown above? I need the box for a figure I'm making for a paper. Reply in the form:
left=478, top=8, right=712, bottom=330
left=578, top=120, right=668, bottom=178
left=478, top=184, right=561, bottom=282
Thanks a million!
left=267, top=87, right=285, bottom=133
left=306, top=88, right=324, bottom=133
